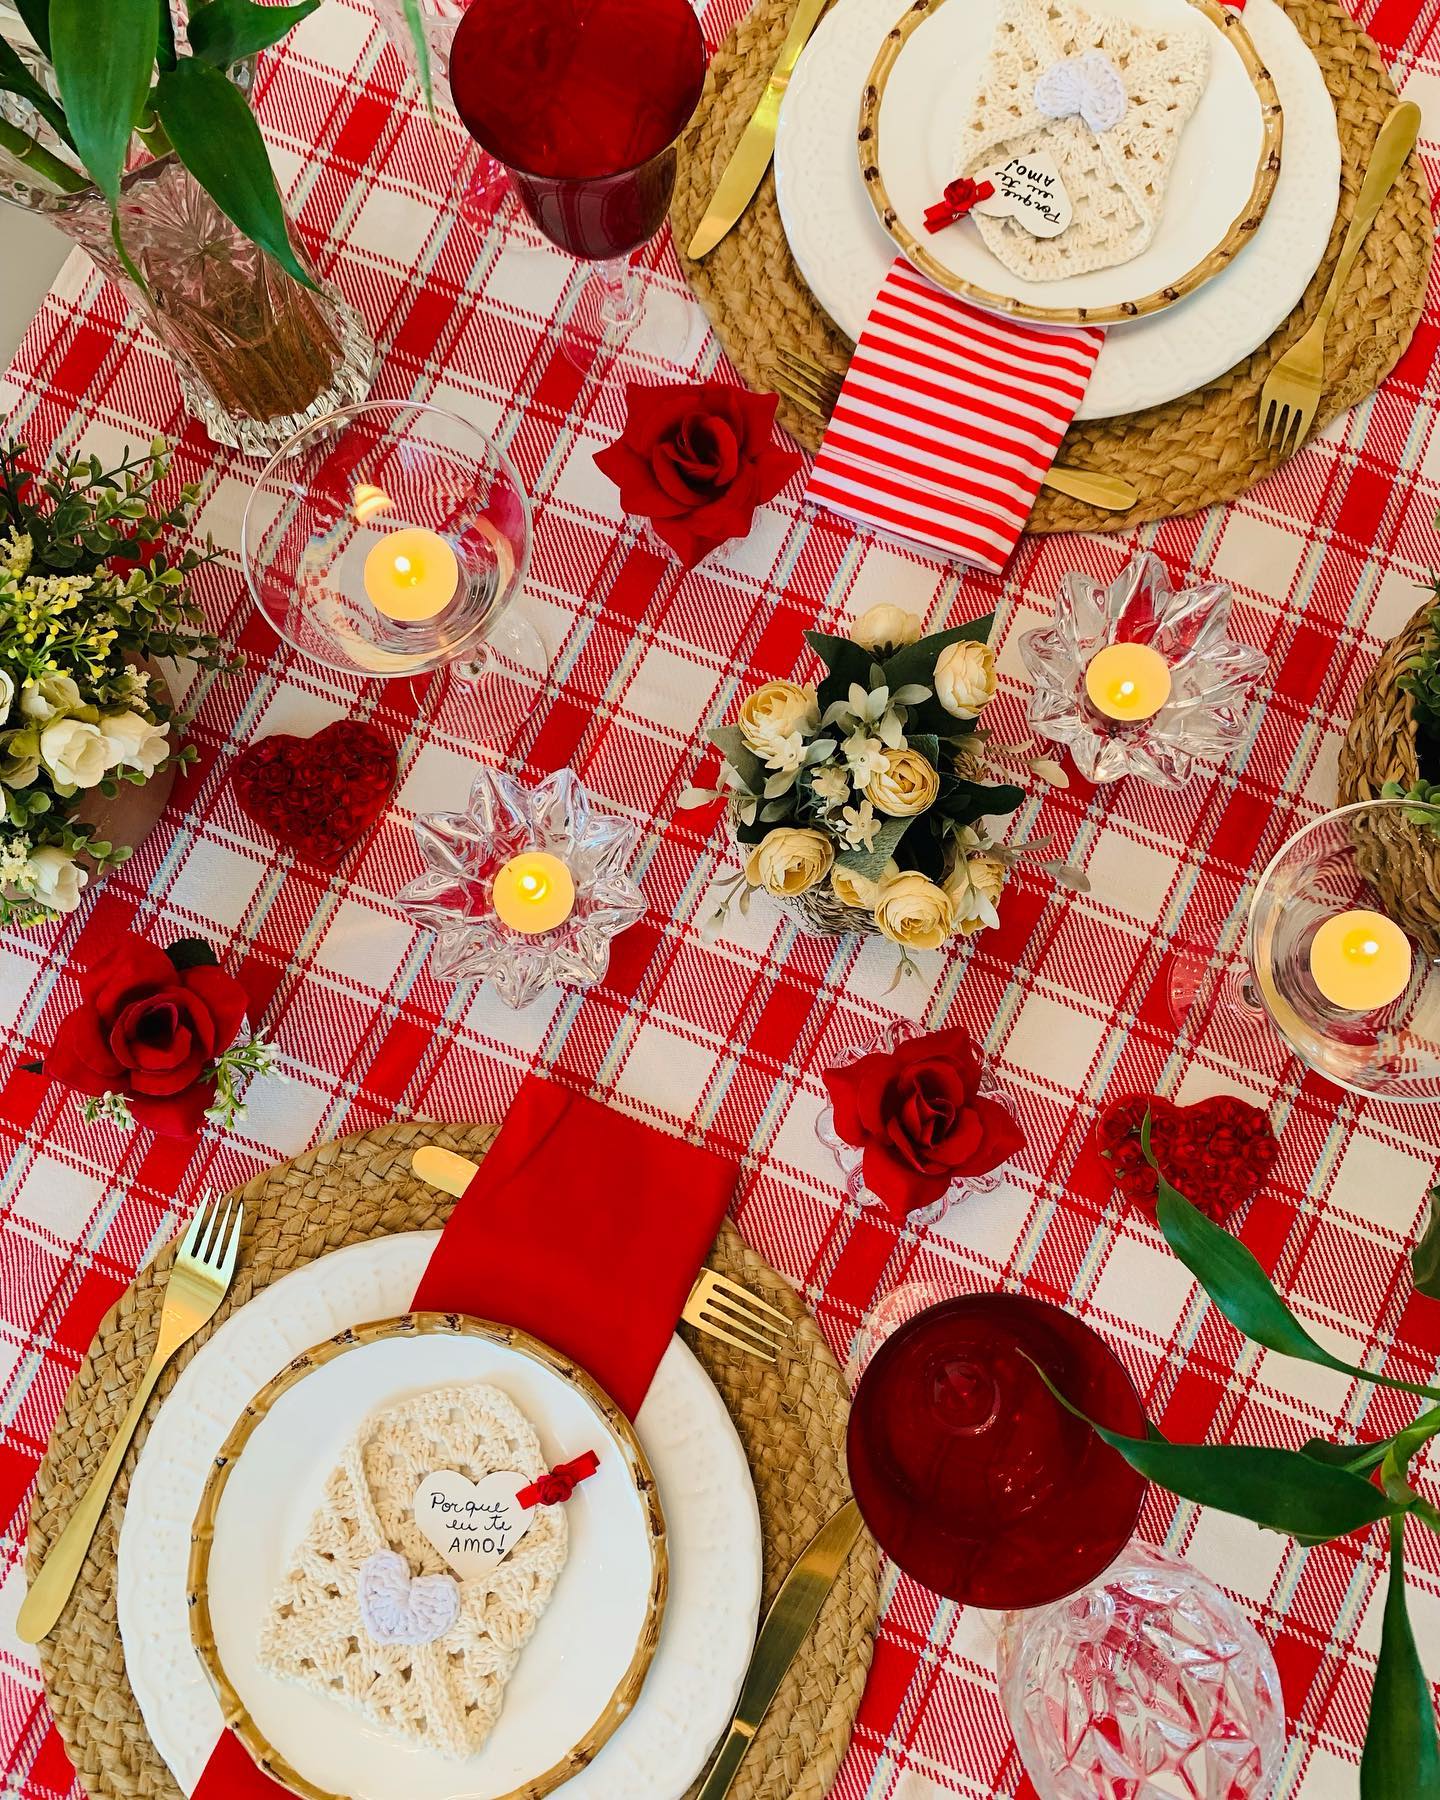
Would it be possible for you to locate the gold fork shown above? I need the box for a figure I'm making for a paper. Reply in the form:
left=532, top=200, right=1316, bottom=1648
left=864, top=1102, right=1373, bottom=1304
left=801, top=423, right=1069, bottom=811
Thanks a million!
left=1257, top=100, right=1421, bottom=454
left=769, top=347, right=1139, bottom=513
left=410, top=1147, right=792, bottom=1365
left=17, top=1195, right=244, bottom=1644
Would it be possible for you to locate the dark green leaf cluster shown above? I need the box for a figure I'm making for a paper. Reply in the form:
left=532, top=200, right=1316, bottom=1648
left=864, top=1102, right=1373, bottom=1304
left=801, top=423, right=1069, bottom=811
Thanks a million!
left=1398, top=583, right=1440, bottom=784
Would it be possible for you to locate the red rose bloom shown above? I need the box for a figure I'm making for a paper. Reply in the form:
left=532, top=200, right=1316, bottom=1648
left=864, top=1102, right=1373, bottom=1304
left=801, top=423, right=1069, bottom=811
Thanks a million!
left=42, top=933, right=248, bottom=1137
left=1096, top=1093, right=1278, bottom=1223
left=593, top=381, right=801, bottom=569
left=823, top=1025, right=1025, bottom=1221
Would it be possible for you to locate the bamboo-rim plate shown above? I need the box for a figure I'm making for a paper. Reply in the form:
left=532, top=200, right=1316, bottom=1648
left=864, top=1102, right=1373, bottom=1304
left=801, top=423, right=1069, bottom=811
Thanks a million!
left=857, top=0, right=1285, bottom=324
left=187, top=1311, right=669, bottom=1800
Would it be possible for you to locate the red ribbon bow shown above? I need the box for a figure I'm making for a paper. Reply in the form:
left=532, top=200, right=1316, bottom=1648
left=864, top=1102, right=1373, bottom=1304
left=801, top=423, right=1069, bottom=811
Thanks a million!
left=923, top=177, right=995, bottom=234
left=515, top=1450, right=601, bottom=1507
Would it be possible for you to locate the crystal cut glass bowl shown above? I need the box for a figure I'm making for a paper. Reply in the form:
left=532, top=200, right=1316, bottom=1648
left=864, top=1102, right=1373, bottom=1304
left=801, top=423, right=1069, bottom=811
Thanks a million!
left=396, top=768, right=645, bottom=1007
left=997, top=1540, right=1284, bottom=1800
left=1021, top=552, right=1267, bottom=787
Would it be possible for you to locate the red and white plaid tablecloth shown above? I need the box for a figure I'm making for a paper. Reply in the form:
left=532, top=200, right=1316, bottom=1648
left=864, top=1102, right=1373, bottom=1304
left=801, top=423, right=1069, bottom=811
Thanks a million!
left=4, top=2, right=1440, bottom=1795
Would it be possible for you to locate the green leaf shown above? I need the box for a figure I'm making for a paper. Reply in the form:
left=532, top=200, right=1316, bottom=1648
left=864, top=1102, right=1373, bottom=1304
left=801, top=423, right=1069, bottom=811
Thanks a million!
left=14, top=0, right=52, bottom=58
left=400, top=0, right=433, bottom=107
left=1361, top=1518, right=1440, bottom=1800
left=157, top=0, right=177, bottom=70
left=50, top=0, right=157, bottom=204
left=1145, top=1115, right=1440, bottom=1406
left=165, top=936, right=219, bottom=971
left=805, top=631, right=874, bottom=710
left=1304, top=1436, right=1391, bottom=1477
left=187, top=0, right=321, bottom=67
left=709, top=726, right=767, bottom=798
left=153, top=60, right=317, bottom=290
left=835, top=812, right=912, bottom=881
left=1413, top=1187, right=1440, bottom=1300
left=881, top=615, right=993, bottom=693
left=1037, top=1362, right=1402, bottom=1540
left=0, top=36, right=75, bottom=146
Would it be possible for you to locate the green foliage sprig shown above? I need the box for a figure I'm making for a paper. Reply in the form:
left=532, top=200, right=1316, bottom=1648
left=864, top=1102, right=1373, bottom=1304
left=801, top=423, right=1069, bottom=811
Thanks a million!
left=1053, top=1116, right=1440, bottom=1798
left=0, top=436, right=235, bottom=927
left=1398, top=577, right=1440, bottom=785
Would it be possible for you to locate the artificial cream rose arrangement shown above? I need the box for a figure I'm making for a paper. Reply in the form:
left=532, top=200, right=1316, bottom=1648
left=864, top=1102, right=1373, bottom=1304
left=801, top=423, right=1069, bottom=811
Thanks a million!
left=0, top=439, right=234, bottom=926
left=685, top=605, right=1079, bottom=970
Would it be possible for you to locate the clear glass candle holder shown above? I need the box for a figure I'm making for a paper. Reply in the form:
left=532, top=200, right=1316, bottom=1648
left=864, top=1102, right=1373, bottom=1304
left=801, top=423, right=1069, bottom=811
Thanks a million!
left=395, top=767, right=646, bottom=1007
left=241, top=400, right=546, bottom=686
left=1021, top=552, right=1266, bottom=787
left=815, top=1017, right=1019, bottom=1229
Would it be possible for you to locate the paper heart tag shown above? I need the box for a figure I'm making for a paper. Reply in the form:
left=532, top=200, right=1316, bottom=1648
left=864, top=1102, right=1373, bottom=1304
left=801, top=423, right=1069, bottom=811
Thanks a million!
left=414, top=1471, right=536, bottom=1580
left=973, top=152, right=1072, bottom=238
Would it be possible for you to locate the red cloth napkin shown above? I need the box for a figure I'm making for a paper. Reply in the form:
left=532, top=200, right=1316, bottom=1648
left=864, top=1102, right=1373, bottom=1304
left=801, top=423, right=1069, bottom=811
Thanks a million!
left=805, top=258, right=1105, bottom=572
left=196, top=1077, right=736, bottom=1798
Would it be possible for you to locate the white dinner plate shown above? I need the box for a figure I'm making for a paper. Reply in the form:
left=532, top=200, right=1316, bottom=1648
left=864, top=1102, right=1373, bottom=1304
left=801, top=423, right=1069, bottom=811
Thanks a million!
left=774, top=0, right=1339, bottom=418
left=118, top=1233, right=763, bottom=1800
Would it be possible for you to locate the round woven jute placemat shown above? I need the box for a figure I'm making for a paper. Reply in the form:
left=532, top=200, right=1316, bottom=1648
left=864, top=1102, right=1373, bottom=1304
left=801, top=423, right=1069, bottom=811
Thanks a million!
left=1338, top=596, right=1440, bottom=954
left=29, top=1121, right=879, bottom=1800
left=671, top=0, right=1433, bottom=534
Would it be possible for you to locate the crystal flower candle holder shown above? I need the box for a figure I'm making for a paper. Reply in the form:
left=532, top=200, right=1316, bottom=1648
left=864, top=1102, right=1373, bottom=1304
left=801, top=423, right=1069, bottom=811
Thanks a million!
left=815, top=1017, right=1020, bottom=1229
left=396, top=768, right=645, bottom=1007
left=1021, top=552, right=1267, bottom=787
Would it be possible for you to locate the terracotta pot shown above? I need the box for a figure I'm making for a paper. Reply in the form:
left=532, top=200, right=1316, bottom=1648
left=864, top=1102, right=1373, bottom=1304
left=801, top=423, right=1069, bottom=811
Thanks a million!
left=70, top=661, right=180, bottom=878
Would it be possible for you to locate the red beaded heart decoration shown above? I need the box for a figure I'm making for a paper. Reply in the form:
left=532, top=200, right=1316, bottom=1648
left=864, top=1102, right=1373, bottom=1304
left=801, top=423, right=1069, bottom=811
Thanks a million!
left=1096, top=1093, right=1279, bottom=1223
left=230, top=721, right=398, bottom=869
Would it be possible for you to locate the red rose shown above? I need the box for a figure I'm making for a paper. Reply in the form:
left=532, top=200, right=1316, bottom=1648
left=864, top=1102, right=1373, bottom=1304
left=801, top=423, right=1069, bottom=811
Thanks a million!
left=593, top=382, right=801, bottom=569
left=42, top=932, right=248, bottom=1138
left=823, top=1025, right=1025, bottom=1221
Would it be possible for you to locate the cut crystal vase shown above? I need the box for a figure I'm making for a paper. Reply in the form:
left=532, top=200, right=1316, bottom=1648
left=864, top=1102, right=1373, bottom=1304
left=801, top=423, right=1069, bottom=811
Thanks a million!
left=0, top=69, right=377, bottom=457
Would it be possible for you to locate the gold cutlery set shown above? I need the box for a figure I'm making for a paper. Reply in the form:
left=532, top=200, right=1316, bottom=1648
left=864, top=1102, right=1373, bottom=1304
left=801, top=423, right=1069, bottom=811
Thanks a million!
left=689, top=0, right=1420, bottom=485
left=22, top=1155, right=861, bottom=1800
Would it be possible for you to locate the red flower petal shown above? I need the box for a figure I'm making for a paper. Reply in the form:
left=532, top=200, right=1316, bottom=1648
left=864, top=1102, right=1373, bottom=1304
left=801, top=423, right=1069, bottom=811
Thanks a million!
left=129, top=1081, right=216, bottom=1138
left=45, top=1007, right=125, bottom=1095
left=81, top=934, right=179, bottom=1022
left=181, top=963, right=248, bottom=1057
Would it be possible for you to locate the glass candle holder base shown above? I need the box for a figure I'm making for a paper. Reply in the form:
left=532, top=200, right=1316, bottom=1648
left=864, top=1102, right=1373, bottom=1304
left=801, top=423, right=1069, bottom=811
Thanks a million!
left=1020, top=552, right=1266, bottom=788
left=395, top=767, right=645, bottom=1008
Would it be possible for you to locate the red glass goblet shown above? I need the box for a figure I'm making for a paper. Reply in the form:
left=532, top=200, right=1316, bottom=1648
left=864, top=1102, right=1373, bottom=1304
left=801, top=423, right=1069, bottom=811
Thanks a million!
left=449, top=0, right=707, bottom=371
left=847, top=1293, right=1146, bottom=1609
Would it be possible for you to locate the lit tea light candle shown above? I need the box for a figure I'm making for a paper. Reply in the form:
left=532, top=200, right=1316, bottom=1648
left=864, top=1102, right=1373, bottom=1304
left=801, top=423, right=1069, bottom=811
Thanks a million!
left=492, top=851, right=576, bottom=934
left=362, top=527, right=459, bottom=623
left=1084, top=643, right=1173, bottom=723
left=1309, top=908, right=1413, bottom=1012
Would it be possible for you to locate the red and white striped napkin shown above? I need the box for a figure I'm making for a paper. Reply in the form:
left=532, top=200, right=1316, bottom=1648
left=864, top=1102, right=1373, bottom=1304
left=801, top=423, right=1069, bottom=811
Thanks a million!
left=804, top=258, right=1106, bottom=572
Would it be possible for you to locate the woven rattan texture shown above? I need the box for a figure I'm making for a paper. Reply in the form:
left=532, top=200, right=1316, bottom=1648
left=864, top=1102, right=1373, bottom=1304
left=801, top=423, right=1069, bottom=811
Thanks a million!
left=28, top=1121, right=878, bottom=1800
left=1338, top=597, right=1440, bottom=954
left=671, top=0, right=1433, bottom=533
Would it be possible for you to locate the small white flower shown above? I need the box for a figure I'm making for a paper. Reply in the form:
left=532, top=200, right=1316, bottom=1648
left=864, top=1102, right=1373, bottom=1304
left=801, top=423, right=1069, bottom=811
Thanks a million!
left=0, top=833, right=32, bottom=885
left=98, top=710, right=170, bottom=778
left=39, top=717, right=118, bottom=790
left=843, top=731, right=888, bottom=784
left=0, top=670, right=12, bottom=725
left=753, top=724, right=807, bottom=775
left=2, top=531, right=31, bottom=578
left=26, top=845, right=87, bottom=914
left=19, top=673, right=82, bottom=722
left=810, top=766, right=850, bottom=804
left=840, top=799, right=881, bottom=852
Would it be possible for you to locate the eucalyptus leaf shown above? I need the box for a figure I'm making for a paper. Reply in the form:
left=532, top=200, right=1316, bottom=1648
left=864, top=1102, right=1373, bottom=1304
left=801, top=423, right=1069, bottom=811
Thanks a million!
left=153, top=61, right=318, bottom=289
left=0, top=36, right=75, bottom=146
left=50, top=0, right=157, bottom=204
left=708, top=725, right=767, bottom=798
left=1361, top=1519, right=1440, bottom=1800
left=187, top=0, right=321, bottom=66
left=1412, top=1186, right=1440, bottom=1299
left=881, top=615, right=993, bottom=693
left=909, top=732, right=940, bottom=769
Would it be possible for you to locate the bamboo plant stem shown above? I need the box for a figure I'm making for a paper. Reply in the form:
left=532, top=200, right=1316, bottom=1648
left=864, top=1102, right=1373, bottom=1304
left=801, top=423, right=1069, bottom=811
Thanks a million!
left=0, top=117, right=87, bottom=193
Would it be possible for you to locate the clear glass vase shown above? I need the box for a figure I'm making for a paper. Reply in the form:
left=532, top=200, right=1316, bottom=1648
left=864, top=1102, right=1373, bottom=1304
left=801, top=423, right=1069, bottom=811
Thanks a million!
left=0, top=70, right=377, bottom=458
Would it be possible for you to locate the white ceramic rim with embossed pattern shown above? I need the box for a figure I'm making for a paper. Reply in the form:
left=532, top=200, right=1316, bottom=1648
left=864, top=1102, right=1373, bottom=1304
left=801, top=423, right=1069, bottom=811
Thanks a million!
left=117, top=1232, right=762, bottom=1800
left=774, top=0, right=1340, bottom=419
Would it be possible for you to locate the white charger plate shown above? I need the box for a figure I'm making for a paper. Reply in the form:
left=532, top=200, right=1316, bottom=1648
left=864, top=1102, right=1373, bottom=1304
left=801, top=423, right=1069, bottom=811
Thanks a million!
left=118, top=1233, right=763, bottom=1800
left=774, top=0, right=1339, bottom=417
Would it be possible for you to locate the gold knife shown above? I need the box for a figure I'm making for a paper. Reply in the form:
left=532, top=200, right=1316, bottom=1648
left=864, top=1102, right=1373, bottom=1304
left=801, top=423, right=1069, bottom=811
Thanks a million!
left=686, top=0, right=830, bottom=260
left=696, top=1498, right=865, bottom=1798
